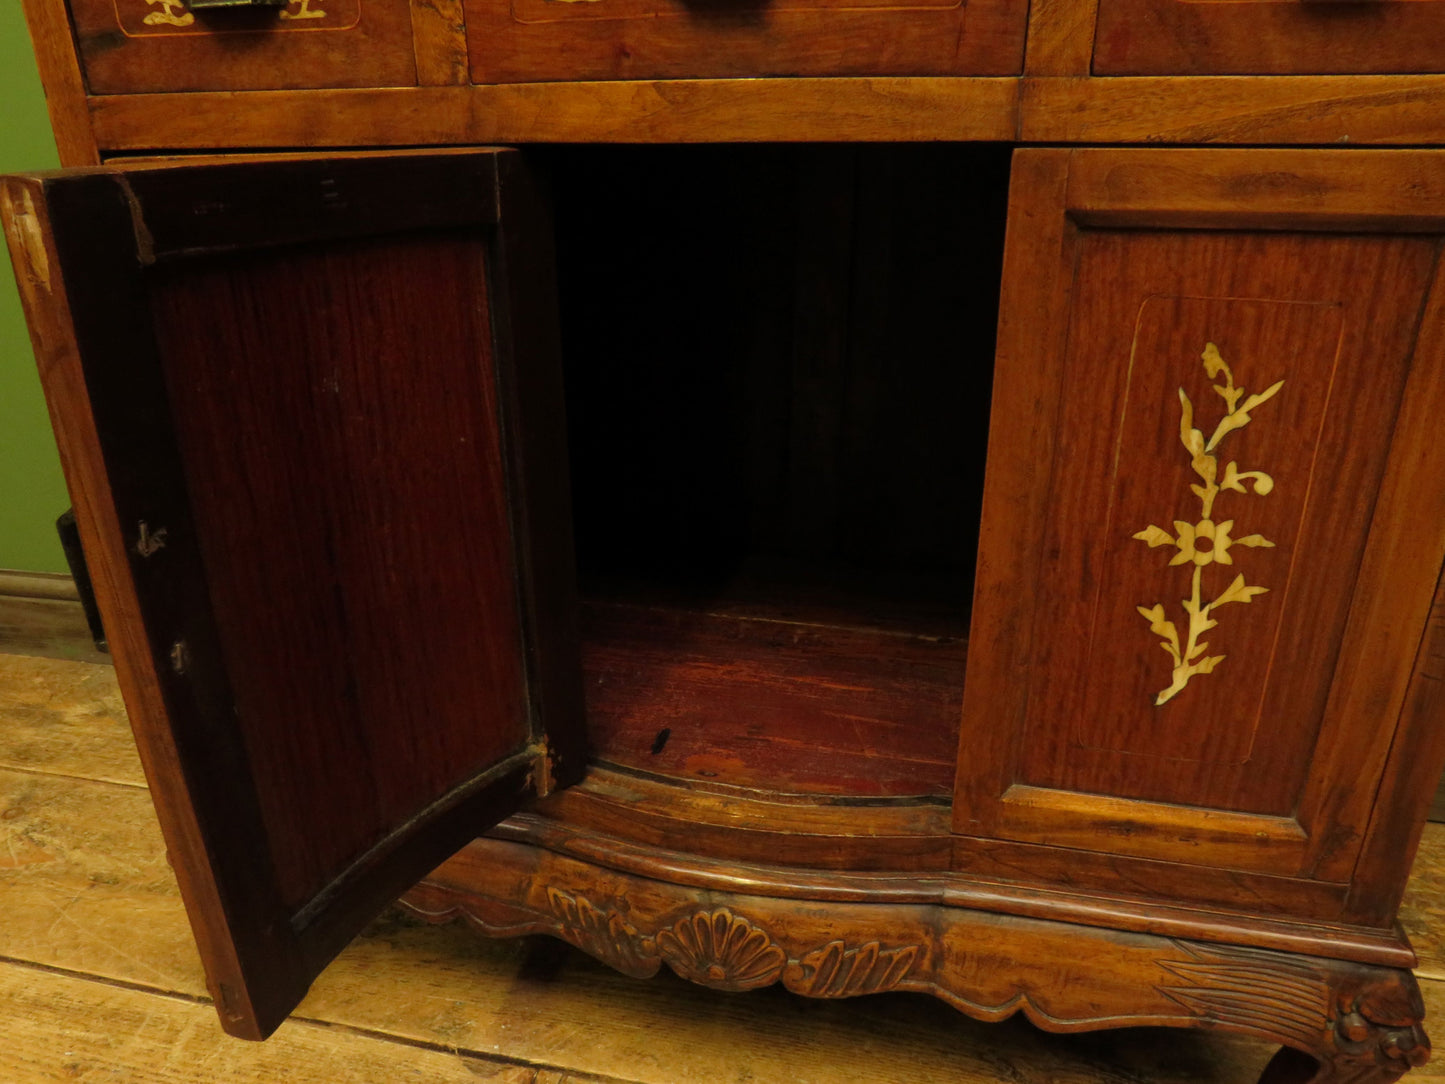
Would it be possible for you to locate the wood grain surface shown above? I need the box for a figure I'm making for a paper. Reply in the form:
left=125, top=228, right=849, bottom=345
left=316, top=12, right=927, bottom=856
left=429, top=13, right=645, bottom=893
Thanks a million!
left=0, top=964, right=612, bottom=1084
left=70, top=74, right=1445, bottom=152
left=956, top=148, right=1445, bottom=927
left=68, top=0, right=418, bottom=94
left=1021, top=75, right=1445, bottom=146
left=19, top=0, right=98, bottom=166
left=85, top=79, right=1022, bottom=149
left=582, top=602, right=964, bottom=797
left=150, top=229, right=530, bottom=910
left=0, top=654, right=139, bottom=784
left=1094, top=0, right=1445, bottom=76
left=0, top=653, right=1441, bottom=1081
left=1, top=152, right=588, bottom=1039
left=0, top=596, right=109, bottom=665
left=462, top=0, right=1026, bottom=82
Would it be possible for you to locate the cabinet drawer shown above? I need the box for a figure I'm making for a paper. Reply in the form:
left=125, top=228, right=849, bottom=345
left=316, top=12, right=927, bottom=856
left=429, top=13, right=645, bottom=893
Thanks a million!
left=1095, top=0, right=1445, bottom=75
left=72, top=0, right=417, bottom=93
left=463, top=0, right=1027, bottom=82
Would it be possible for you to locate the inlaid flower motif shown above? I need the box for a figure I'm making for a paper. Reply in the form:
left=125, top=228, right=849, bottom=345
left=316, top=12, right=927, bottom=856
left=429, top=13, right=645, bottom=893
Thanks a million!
left=655, top=908, right=786, bottom=991
left=1132, top=343, right=1283, bottom=705
left=1169, top=518, right=1234, bottom=567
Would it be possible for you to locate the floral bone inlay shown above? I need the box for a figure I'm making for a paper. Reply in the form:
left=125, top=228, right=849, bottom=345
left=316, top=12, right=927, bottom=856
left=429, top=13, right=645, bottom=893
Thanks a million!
left=1132, top=343, right=1282, bottom=706
left=143, top=0, right=194, bottom=26
left=280, top=0, right=326, bottom=19
left=142, top=0, right=325, bottom=26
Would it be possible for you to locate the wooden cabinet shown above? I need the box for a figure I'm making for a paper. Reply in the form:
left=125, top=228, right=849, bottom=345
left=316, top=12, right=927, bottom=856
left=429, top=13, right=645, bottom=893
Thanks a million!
left=9, top=2, right=1445, bottom=1079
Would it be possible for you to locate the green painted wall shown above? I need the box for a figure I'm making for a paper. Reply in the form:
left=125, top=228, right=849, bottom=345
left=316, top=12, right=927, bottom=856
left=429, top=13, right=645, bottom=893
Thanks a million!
left=1, top=3, right=67, bottom=574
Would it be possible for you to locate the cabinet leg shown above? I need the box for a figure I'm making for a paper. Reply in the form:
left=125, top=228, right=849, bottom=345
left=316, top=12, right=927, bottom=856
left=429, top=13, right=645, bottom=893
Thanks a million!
left=1254, top=966, right=1430, bottom=1083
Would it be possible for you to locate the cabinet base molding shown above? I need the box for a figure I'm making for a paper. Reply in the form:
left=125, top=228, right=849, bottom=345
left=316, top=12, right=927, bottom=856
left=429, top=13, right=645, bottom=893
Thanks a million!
left=402, top=837, right=1431, bottom=1083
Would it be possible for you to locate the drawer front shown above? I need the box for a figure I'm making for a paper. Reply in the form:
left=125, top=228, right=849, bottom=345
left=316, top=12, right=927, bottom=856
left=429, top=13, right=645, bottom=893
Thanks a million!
left=1095, top=0, right=1445, bottom=75
left=956, top=149, right=1445, bottom=911
left=463, top=0, right=1027, bottom=82
left=73, top=0, right=417, bottom=93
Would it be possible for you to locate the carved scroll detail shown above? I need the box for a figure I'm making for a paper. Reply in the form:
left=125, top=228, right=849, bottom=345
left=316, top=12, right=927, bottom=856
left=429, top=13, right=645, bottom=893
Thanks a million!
left=545, top=888, right=659, bottom=979
left=1159, top=942, right=1430, bottom=1081
left=538, top=892, right=920, bottom=997
left=1331, top=981, right=1433, bottom=1080
left=783, top=940, right=920, bottom=998
left=1134, top=342, right=1282, bottom=705
left=402, top=869, right=1429, bottom=1081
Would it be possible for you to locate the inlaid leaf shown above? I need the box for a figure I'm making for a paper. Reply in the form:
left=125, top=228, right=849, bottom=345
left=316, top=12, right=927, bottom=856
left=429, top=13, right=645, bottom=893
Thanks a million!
left=1241, top=379, right=1286, bottom=415
left=1178, top=388, right=1205, bottom=456
left=1133, top=525, right=1175, bottom=548
left=1212, top=574, right=1269, bottom=609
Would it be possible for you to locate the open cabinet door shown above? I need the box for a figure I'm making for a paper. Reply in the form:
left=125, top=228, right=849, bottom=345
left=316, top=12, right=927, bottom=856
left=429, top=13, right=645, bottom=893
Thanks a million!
left=0, top=151, right=584, bottom=1039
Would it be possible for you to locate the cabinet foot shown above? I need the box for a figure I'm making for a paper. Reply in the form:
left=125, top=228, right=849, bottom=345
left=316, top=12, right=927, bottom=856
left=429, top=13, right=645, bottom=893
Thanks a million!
left=1253, top=963, right=1430, bottom=1082
left=402, top=835, right=1432, bottom=1080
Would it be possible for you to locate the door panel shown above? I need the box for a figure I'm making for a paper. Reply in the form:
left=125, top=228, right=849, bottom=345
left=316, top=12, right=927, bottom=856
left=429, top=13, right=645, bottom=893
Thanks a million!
left=1019, top=232, right=1433, bottom=821
left=0, top=151, right=582, bottom=1037
left=149, top=231, right=534, bottom=909
left=957, top=149, right=1445, bottom=907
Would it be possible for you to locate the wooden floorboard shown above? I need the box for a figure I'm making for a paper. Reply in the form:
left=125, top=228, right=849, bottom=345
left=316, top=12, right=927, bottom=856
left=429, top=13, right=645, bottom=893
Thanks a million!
left=0, top=654, right=144, bottom=787
left=0, top=596, right=109, bottom=665
left=0, top=960, right=622, bottom=1084
left=0, top=650, right=1440, bottom=1082
left=1403, top=821, right=1445, bottom=982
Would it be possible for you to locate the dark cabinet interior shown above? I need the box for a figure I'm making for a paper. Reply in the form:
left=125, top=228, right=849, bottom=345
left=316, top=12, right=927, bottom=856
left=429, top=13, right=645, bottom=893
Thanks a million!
left=541, top=143, right=1010, bottom=798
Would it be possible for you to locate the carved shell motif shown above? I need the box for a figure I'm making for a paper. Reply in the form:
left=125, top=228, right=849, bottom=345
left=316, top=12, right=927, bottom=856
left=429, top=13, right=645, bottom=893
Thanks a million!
left=539, top=892, right=920, bottom=999
left=655, top=908, right=787, bottom=991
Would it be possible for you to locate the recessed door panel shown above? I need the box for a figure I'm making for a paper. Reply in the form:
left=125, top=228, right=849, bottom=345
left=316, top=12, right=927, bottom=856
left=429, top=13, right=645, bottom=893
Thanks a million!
left=957, top=149, right=1445, bottom=906
left=0, top=150, right=582, bottom=1038
left=1019, top=233, right=1432, bottom=818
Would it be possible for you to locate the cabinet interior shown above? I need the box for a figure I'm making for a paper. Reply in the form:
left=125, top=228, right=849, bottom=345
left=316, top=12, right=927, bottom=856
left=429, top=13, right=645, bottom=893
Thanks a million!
left=541, top=143, right=1012, bottom=799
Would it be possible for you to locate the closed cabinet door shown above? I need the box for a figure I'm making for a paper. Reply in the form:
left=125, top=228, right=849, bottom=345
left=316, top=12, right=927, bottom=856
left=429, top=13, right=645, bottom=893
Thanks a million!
left=956, top=148, right=1445, bottom=926
left=0, top=150, right=583, bottom=1038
